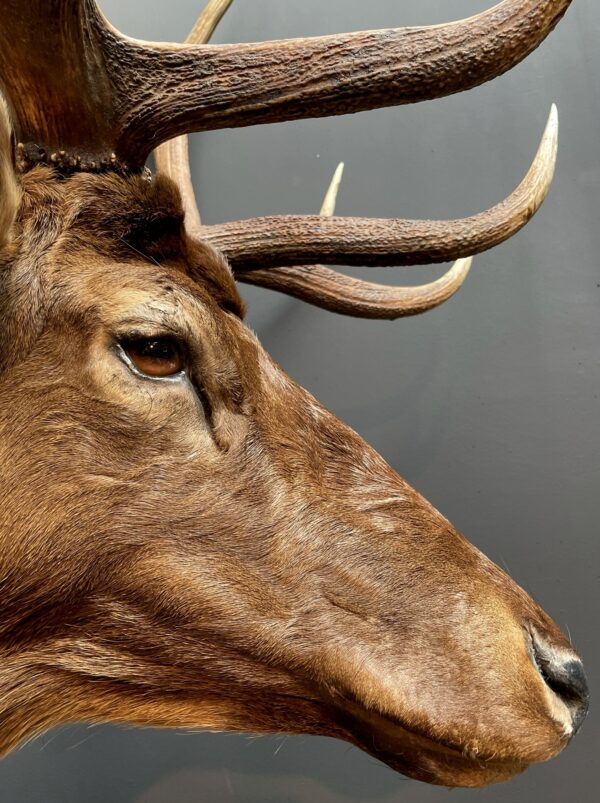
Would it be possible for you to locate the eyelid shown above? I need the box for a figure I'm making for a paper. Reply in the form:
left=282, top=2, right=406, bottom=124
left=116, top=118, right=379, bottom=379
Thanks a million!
left=114, top=321, right=183, bottom=340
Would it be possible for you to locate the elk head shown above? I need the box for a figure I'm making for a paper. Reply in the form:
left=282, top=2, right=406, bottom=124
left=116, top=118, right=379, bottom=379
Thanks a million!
left=0, top=0, right=588, bottom=789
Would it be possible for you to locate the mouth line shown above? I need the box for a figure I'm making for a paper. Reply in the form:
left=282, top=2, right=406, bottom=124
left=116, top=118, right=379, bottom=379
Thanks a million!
left=335, top=702, right=532, bottom=788
left=277, top=687, right=531, bottom=786
left=284, top=680, right=558, bottom=778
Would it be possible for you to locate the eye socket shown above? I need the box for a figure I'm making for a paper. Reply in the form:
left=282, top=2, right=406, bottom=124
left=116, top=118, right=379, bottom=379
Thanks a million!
left=120, top=336, right=185, bottom=378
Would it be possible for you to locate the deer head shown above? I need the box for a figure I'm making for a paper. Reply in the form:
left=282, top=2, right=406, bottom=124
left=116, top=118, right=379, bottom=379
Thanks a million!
left=0, top=0, right=588, bottom=789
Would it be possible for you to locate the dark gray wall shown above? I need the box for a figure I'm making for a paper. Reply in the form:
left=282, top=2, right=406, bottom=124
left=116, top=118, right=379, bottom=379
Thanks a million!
left=1, top=1, right=597, bottom=801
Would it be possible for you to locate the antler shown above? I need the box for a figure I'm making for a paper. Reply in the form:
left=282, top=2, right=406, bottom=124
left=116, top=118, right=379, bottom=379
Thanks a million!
left=154, top=0, right=235, bottom=230
left=154, top=4, right=557, bottom=318
left=202, top=106, right=558, bottom=271
left=154, top=4, right=475, bottom=319
left=237, top=164, right=474, bottom=319
left=1, top=1, right=566, bottom=318
left=0, top=0, right=572, bottom=170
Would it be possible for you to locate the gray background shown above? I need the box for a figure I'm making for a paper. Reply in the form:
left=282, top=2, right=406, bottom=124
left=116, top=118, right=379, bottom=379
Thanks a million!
left=1, top=1, right=597, bottom=801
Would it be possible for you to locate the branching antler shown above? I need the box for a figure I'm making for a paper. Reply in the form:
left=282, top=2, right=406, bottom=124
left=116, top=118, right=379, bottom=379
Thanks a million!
left=0, top=1, right=572, bottom=169
left=202, top=106, right=558, bottom=271
left=237, top=164, right=473, bottom=319
left=153, top=3, right=477, bottom=319
left=0, top=1, right=569, bottom=319
left=153, top=3, right=558, bottom=318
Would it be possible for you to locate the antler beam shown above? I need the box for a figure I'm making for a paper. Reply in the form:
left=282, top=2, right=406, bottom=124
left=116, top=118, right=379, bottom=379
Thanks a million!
left=127, top=0, right=570, bottom=163
left=0, top=0, right=572, bottom=170
left=204, top=106, right=558, bottom=271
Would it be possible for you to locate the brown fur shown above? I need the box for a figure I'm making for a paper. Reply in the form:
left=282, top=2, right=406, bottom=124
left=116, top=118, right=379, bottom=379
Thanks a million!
left=0, top=156, right=579, bottom=787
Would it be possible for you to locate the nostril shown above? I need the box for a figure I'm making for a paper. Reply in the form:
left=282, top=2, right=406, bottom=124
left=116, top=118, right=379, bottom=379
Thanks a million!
left=529, top=628, right=590, bottom=735
left=542, top=659, right=587, bottom=702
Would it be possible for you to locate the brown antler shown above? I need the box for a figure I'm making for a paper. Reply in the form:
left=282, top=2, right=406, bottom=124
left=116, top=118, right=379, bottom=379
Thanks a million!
left=155, top=5, right=474, bottom=318
left=154, top=0, right=235, bottom=229
left=0, top=1, right=572, bottom=170
left=154, top=4, right=555, bottom=317
left=203, top=106, right=558, bottom=270
left=238, top=261, right=474, bottom=320
left=236, top=164, right=473, bottom=319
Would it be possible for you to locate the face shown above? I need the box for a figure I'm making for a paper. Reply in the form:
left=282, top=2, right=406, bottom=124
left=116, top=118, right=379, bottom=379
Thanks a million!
left=0, top=169, right=587, bottom=787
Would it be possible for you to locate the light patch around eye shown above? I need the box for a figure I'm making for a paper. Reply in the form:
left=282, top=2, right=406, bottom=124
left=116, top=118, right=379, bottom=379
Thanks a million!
left=115, top=343, right=187, bottom=384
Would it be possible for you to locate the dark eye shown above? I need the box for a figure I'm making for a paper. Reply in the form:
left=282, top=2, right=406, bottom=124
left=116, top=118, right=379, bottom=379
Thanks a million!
left=121, top=336, right=185, bottom=378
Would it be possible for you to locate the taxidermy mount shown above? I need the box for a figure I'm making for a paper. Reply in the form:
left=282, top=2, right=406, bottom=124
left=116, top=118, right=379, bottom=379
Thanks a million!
left=0, top=0, right=588, bottom=789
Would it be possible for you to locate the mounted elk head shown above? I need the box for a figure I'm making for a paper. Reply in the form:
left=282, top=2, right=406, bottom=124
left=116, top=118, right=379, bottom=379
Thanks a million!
left=0, top=0, right=588, bottom=789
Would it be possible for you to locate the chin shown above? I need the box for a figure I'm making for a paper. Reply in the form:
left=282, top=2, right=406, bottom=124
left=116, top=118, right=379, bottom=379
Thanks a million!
left=336, top=705, right=566, bottom=788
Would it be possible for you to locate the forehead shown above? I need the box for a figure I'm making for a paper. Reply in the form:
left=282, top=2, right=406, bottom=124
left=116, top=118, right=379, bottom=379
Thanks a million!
left=20, top=167, right=245, bottom=320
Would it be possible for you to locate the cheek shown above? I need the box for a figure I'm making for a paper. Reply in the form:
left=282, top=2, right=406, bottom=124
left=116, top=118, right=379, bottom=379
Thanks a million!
left=169, top=398, right=218, bottom=457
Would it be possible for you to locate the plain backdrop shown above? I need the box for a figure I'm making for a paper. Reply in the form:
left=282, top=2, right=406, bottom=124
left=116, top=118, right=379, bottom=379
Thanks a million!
left=1, top=2, right=597, bottom=801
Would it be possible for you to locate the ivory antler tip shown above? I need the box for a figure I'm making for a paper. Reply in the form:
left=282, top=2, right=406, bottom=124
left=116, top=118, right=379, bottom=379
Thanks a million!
left=547, top=103, right=559, bottom=137
left=543, top=103, right=559, bottom=156
left=320, top=162, right=346, bottom=217
left=453, top=256, right=474, bottom=280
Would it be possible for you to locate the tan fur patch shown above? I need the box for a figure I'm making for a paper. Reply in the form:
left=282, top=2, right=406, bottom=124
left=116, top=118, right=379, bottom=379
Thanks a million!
left=0, top=94, right=19, bottom=248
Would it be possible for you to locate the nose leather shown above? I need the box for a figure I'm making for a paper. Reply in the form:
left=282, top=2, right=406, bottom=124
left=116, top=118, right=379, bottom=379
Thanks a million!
left=529, top=628, right=589, bottom=734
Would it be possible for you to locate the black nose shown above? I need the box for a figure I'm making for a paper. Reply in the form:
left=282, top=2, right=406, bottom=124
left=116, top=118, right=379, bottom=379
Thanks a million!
left=530, top=629, right=589, bottom=735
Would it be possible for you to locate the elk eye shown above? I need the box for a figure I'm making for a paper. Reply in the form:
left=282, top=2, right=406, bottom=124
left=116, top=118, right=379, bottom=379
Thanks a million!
left=121, top=337, right=185, bottom=378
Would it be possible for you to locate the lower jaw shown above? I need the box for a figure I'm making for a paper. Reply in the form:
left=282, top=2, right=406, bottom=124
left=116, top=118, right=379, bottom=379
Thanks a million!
left=373, top=742, right=528, bottom=788
left=338, top=707, right=532, bottom=788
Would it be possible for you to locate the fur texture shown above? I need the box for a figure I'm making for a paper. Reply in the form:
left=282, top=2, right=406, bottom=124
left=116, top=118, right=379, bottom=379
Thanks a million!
left=0, top=159, right=580, bottom=788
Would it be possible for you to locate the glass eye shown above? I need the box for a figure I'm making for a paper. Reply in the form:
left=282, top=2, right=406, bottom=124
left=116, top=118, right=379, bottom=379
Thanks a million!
left=121, top=337, right=185, bottom=378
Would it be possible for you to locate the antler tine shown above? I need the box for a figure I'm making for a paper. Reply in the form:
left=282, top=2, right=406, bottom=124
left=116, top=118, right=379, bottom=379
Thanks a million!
left=154, top=0, right=234, bottom=231
left=237, top=163, right=473, bottom=319
left=205, top=106, right=558, bottom=271
left=0, top=1, right=572, bottom=170
left=237, top=261, right=473, bottom=320
left=319, top=163, right=345, bottom=218
left=186, top=0, right=235, bottom=43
